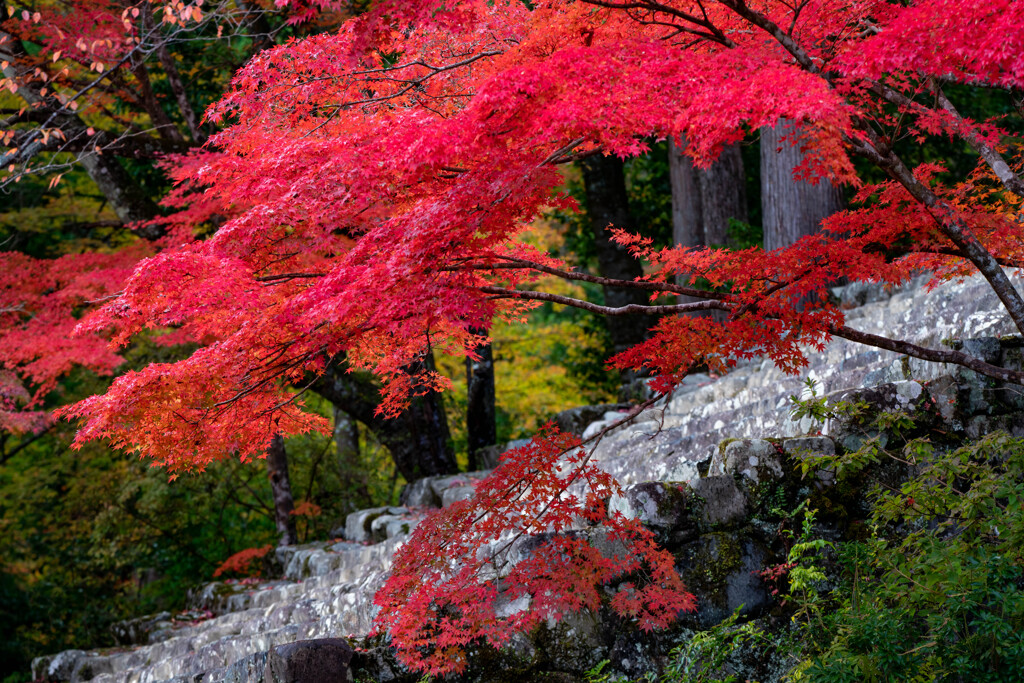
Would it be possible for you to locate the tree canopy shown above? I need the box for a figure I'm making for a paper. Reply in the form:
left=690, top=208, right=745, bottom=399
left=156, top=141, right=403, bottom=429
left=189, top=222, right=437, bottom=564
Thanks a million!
left=2, top=0, right=1023, bottom=675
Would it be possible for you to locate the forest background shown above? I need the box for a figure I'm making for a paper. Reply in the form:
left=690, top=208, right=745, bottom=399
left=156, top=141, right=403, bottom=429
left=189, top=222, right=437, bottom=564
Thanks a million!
left=0, top=0, right=1021, bottom=680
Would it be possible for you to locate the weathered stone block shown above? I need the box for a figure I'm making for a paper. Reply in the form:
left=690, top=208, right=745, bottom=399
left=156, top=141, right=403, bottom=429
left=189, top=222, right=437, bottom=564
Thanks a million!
left=551, top=404, right=630, bottom=437
left=111, top=611, right=172, bottom=646
left=609, top=482, right=696, bottom=545
left=344, top=507, right=406, bottom=544
left=965, top=414, right=1024, bottom=439
left=399, top=477, right=440, bottom=508
left=265, top=639, right=355, bottom=683
left=688, top=476, right=748, bottom=530
left=441, top=484, right=475, bottom=508
left=783, top=436, right=837, bottom=487
left=722, top=439, right=783, bottom=485
left=675, top=534, right=770, bottom=629
left=369, top=514, right=414, bottom=542
left=222, top=651, right=268, bottom=683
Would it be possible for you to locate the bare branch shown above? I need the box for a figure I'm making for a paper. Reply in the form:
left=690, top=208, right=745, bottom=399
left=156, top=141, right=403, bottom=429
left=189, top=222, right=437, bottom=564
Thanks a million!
left=832, top=325, right=1024, bottom=385
left=480, top=285, right=728, bottom=315
left=847, top=129, right=1024, bottom=337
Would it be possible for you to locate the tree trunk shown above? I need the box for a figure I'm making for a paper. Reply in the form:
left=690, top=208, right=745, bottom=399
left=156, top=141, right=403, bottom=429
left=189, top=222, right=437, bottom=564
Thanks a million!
left=580, top=154, right=652, bottom=358
left=333, top=406, right=360, bottom=462
left=760, top=120, right=844, bottom=251
left=669, top=139, right=748, bottom=250
left=312, top=357, right=458, bottom=482
left=465, top=336, right=496, bottom=471
left=669, top=139, right=705, bottom=250
left=669, top=140, right=748, bottom=321
left=266, top=433, right=298, bottom=546
left=332, top=406, right=372, bottom=512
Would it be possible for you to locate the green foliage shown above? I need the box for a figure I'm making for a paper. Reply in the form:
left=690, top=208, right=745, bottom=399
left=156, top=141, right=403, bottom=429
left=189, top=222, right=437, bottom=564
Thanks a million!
left=624, top=141, right=675, bottom=250
left=0, top=352, right=398, bottom=679
left=764, top=502, right=832, bottom=629
left=584, top=609, right=765, bottom=683
left=801, top=432, right=1024, bottom=682
left=725, top=218, right=762, bottom=251
left=661, top=611, right=766, bottom=683
left=779, top=395, right=1024, bottom=682
left=787, top=378, right=869, bottom=429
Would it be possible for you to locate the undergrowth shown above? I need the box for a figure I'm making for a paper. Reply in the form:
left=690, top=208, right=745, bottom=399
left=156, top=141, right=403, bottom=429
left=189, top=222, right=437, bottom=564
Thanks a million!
left=589, top=383, right=1024, bottom=682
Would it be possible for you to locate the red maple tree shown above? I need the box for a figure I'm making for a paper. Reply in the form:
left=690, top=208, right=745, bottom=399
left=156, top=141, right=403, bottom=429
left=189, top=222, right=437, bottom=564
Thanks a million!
left=4, top=0, right=1024, bottom=673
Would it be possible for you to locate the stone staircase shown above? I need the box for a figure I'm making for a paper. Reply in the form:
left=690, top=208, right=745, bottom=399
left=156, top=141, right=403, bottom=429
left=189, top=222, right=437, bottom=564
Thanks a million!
left=32, top=273, right=1023, bottom=683
left=587, top=274, right=1020, bottom=484
left=34, top=538, right=402, bottom=683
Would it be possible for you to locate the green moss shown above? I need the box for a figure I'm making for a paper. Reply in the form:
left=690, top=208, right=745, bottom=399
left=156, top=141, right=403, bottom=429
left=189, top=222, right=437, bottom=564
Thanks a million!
left=656, top=484, right=691, bottom=520
left=717, top=438, right=740, bottom=456
left=684, top=533, right=745, bottom=605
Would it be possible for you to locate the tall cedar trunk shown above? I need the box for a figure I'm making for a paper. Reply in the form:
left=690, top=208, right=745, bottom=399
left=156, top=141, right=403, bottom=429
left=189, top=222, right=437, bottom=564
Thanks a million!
left=760, top=120, right=845, bottom=250
left=669, top=139, right=748, bottom=318
left=465, top=335, right=496, bottom=471
left=266, top=433, right=298, bottom=546
left=312, top=357, right=458, bottom=482
left=580, top=155, right=652, bottom=358
left=669, top=139, right=748, bottom=248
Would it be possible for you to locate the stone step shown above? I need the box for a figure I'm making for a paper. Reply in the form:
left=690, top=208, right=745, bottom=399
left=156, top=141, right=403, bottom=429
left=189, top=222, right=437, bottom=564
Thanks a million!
left=587, top=274, right=1017, bottom=485
left=72, top=564, right=388, bottom=683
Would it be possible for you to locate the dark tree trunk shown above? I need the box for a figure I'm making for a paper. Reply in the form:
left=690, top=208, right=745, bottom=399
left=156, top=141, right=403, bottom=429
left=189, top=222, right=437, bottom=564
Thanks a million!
left=266, top=433, right=298, bottom=546
left=465, top=336, right=496, bottom=471
left=697, top=145, right=748, bottom=249
left=332, top=406, right=372, bottom=512
left=669, top=139, right=705, bottom=250
left=669, top=140, right=748, bottom=320
left=580, top=154, right=653, bottom=357
left=669, top=139, right=748, bottom=250
left=760, top=120, right=845, bottom=251
left=312, top=357, right=458, bottom=482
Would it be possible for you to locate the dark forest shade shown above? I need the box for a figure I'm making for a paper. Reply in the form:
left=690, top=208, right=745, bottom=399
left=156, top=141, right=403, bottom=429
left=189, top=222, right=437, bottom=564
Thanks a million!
left=465, top=336, right=496, bottom=471
left=266, top=433, right=298, bottom=547
left=312, top=358, right=458, bottom=482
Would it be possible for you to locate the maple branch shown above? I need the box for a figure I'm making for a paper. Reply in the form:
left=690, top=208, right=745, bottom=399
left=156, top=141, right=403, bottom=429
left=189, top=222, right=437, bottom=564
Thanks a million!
left=255, top=272, right=327, bottom=283
left=865, top=79, right=1024, bottom=199
left=477, top=256, right=728, bottom=300
left=831, top=325, right=1024, bottom=386
left=717, top=0, right=819, bottom=73
left=2, top=127, right=190, bottom=159
left=321, top=50, right=502, bottom=113
left=848, top=130, right=1024, bottom=337
left=540, top=138, right=586, bottom=166
left=908, top=247, right=1024, bottom=270
left=479, top=285, right=728, bottom=316
left=581, top=0, right=734, bottom=46
left=422, top=391, right=668, bottom=568
left=929, top=82, right=1024, bottom=199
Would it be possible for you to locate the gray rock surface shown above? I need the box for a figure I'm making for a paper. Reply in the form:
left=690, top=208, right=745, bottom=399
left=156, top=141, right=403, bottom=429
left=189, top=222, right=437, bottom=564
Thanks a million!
left=265, top=639, right=355, bottom=683
left=587, top=275, right=1019, bottom=486
left=719, top=439, right=783, bottom=484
